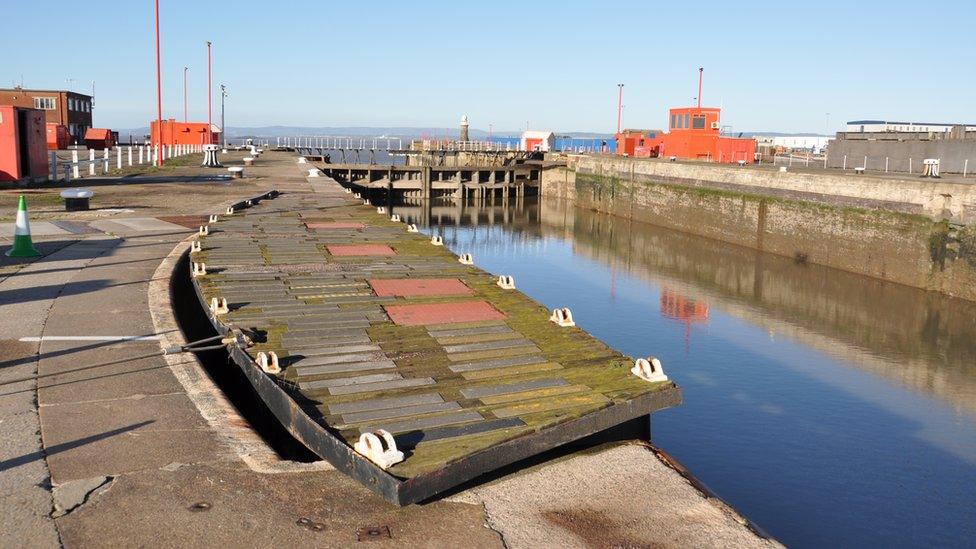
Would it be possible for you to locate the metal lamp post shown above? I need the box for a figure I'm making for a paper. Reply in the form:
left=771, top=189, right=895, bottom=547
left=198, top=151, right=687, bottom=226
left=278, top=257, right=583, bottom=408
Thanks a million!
left=220, top=84, right=227, bottom=149
left=616, top=83, right=624, bottom=134
left=206, top=41, right=213, bottom=146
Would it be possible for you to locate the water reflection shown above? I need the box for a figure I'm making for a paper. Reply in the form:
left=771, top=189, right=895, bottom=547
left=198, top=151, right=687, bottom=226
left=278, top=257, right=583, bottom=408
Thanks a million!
left=390, top=195, right=976, bottom=548
left=393, top=196, right=976, bottom=417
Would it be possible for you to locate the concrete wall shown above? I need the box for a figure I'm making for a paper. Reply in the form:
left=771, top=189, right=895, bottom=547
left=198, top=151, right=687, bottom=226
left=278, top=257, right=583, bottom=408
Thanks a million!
left=826, top=138, right=976, bottom=174
left=555, top=154, right=976, bottom=224
left=540, top=158, right=976, bottom=301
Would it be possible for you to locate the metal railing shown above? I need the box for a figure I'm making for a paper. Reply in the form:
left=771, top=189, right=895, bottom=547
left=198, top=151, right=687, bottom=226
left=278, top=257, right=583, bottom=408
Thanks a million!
left=276, top=136, right=403, bottom=150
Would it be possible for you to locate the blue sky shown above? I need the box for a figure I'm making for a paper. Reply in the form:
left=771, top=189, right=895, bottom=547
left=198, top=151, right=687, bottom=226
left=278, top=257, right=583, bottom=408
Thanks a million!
left=2, top=1, right=973, bottom=134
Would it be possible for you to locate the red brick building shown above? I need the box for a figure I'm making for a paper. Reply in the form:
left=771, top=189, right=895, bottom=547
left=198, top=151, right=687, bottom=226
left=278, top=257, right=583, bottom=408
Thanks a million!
left=0, top=87, right=93, bottom=144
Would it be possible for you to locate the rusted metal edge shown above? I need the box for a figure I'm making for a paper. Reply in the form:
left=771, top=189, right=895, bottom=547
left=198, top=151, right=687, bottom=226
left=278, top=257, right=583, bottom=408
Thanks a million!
left=185, top=188, right=683, bottom=505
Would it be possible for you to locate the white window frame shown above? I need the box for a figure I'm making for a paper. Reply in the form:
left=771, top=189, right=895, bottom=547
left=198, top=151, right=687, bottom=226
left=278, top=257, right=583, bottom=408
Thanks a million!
left=33, top=97, right=56, bottom=110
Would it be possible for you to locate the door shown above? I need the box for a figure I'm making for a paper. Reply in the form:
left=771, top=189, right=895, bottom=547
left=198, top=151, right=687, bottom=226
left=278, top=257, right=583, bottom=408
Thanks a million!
left=17, top=109, right=29, bottom=177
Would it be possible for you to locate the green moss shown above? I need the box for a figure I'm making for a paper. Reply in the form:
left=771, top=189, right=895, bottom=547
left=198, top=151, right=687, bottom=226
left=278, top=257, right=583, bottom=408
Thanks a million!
left=929, top=220, right=953, bottom=271
left=958, top=225, right=976, bottom=268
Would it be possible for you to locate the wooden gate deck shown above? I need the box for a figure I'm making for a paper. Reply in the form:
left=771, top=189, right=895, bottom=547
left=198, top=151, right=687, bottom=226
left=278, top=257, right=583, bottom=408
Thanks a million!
left=189, top=181, right=681, bottom=505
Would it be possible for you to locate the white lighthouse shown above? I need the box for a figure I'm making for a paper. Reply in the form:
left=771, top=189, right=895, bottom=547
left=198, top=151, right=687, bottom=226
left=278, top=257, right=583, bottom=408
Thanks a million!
left=460, top=115, right=469, bottom=142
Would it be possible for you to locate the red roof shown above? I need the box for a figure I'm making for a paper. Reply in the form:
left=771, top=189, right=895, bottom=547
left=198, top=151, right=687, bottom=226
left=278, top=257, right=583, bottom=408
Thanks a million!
left=84, top=128, right=112, bottom=140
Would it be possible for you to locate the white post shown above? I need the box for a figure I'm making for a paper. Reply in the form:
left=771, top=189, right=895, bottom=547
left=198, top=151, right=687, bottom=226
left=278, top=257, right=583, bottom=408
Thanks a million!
left=823, top=150, right=828, bottom=168
left=89, top=149, right=96, bottom=175
left=72, top=150, right=80, bottom=179
left=885, top=157, right=889, bottom=173
left=138, top=146, right=144, bottom=164
left=909, top=158, right=913, bottom=174
left=117, top=147, right=122, bottom=170
left=49, top=151, right=57, bottom=181
left=843, top=155, right=847, bottom=170
left=965, top=159, right=969, bottom=177
left=863, top=155, right=867, bottom=170
left=128, top=146, right=133, bottom=166
left=103, top=148, right=109, bottom=172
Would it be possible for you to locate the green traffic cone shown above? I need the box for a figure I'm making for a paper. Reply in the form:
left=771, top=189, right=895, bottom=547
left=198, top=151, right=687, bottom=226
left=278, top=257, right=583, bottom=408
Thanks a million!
left=6, top=195, right=41, bottom=258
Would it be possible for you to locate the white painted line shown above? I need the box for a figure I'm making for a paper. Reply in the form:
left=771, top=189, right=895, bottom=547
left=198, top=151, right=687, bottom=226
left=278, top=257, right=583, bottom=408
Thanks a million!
left=19, top=335, right=162, bottom=342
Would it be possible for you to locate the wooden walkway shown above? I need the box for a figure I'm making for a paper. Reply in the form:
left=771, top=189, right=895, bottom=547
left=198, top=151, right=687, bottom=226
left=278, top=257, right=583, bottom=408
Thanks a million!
left=190, top=176, right=680, bottom=504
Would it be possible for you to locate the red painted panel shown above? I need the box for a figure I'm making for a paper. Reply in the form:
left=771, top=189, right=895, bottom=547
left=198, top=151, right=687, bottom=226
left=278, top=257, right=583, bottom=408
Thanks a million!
left=327, top=244, right=396, bottom=256
left=369, top=278, right=472, bottom=297
left=385, top=300, right=505, bottom=326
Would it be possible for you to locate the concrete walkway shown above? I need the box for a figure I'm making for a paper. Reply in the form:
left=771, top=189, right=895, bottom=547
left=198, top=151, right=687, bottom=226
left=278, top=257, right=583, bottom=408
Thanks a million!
left=0, top=151, right=778, bottom=547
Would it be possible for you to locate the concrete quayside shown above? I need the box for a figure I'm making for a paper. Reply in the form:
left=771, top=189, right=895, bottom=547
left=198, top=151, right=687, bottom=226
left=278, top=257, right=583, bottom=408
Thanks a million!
left=0, top=150, right=775, bottom=546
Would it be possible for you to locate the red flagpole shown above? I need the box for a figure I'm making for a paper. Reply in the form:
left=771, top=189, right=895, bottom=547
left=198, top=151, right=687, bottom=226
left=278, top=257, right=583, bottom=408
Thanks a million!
left=154, top=0, right=162, bottom=166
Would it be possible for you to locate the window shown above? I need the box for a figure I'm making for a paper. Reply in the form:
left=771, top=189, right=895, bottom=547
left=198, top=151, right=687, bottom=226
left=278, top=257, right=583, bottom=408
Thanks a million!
left=692, top=115, right=706, bottom=129
left=33, top=97, right=56, bottom=110
left=671, top=114, right=677, bottom=129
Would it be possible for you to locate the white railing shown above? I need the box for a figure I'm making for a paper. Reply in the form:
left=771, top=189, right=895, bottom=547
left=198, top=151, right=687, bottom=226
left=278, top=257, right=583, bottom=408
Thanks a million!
left=48, top=144, right=204, bottom=182
left=277, top=136, right=404, bottom=150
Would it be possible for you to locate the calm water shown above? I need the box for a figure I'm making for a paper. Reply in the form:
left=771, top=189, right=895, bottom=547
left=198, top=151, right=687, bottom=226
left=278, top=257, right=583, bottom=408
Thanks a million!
left=390, top=196, right=976, bottom=548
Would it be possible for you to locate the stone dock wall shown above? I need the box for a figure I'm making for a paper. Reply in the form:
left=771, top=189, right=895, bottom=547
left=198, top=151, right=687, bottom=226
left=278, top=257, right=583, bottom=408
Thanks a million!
left=540, top=155, right=976, bottom=301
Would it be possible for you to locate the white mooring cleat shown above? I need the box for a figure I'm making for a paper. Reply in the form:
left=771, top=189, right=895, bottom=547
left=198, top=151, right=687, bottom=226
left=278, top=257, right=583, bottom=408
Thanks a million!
left=297, top=156, right=307, bottom=164
left=198, top=225, right=209, bottom=236
left=390, top=214, right=401, bottom=222
left=496, top=275, right=515, bottom=290
left=191, top=262, right=207, bottom=277
left=354, top=429, right=404, bottom=469
left=191, top=240, right=202, bottom=253
left=632, top=357, right=669, bottom=383
left=406, top=224, right=419, bottom=233
left=550, top=307, right=575, bottom=327
left=208, top=214, right=219, bottom=223
left=458, top=253, right=474, bottom=265
left=376, top=206, right=387, bottom=214
left=226, top=206, right=235, bottom=215
left=256, top=351, right=281, bottom=374
left=430, top=235, right=444, bottom=246
left=209, top=297, right=229, bottom=316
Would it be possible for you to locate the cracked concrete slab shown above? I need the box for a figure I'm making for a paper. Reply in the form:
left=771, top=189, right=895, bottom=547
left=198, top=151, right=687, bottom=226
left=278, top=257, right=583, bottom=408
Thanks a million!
left=52, top=475, right=113, bottom=518
left=450, top=442, right=781, bottom=548
left=40, top=392, right=229, bottom=484
left=55, top=463, right=504, bottom=547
